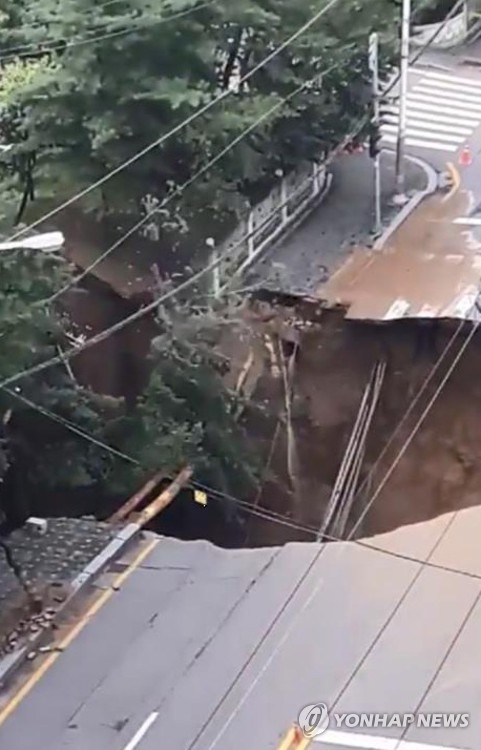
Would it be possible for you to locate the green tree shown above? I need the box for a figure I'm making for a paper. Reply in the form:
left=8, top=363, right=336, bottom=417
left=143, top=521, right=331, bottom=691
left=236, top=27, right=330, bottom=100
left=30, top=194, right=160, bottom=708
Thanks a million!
left=0, top=246, right=111, bottom=522
left=0, top=247, right=255, bottom=526
left=0, top=0, right=402, bottom=529
left=0, top=0, right=399, bottom=248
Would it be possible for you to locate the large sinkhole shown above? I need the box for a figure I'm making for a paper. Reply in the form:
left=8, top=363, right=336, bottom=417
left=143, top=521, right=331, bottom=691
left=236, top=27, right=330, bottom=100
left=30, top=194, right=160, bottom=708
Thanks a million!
left=4, top=302, right=480, bottom=549
left=161, top=303, right=481, bottom=549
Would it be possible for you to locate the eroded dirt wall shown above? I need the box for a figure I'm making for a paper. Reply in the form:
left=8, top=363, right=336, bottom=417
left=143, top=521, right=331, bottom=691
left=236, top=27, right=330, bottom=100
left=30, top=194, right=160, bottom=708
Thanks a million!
left=245, top=307, right=481, bottom=546
left=359, top=321, right=481, bottom=539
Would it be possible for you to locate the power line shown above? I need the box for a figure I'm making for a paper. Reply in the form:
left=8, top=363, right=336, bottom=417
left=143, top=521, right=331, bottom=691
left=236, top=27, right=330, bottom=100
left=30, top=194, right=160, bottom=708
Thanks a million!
left=9, top=379, right=479, bottom=593
left=5, top=375, right=480, bottom=596
left=8, top=0, right=470, bottom=442
left=325, top=512, right=458, bottom=721
left=2, top=0, right=344, bottom=247
left=394, top=588, right=481, bottom=750
left=0, top=116, right=352, bottom=389
left=4, top=378, right=475, bottom=585
left=20, top=5, right=475, bottom=742
left=0, top=2, right=472, bottom=733
left=195, top=316, right=481, bottom=749
left=43, top=69, right=335, bottom=305
left=0, top=0, right=464, bottom=387
left=0, top=1, right=217, bottom=61
left=343, top=318, right=468, bottom=526
left=3, top=387, right=139, bottom=464
left=349, top=322, right=478, bottom=537
left=0, top=0, right=463, bottom=387
left=191, top=478, right=481, bottom=582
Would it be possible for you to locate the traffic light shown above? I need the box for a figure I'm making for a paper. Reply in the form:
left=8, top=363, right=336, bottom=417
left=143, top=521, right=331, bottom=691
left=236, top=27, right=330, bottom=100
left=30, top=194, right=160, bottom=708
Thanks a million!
left=368, top=123, right=381, bottom=159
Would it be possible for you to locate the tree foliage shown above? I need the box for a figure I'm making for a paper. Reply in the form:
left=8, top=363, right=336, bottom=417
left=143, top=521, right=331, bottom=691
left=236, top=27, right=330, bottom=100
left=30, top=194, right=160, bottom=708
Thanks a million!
left=0, top=247, right=255, bottom=527
left=0, top=0, right=403, bottom=528
left=0, top=0, right=400, bottom=245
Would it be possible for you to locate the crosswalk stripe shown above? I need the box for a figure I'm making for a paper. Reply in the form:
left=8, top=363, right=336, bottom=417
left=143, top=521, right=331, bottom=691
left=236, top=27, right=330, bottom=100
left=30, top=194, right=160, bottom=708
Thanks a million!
left=412, top=84, right=481, bottom=105
left=418, top=69, right=481, bottom=88
left=381, top=124, right=464, bottom=143
left=399, top=100, right=481, bottom=120
left=407, top=92, right=481, bottom=113
left=381, top=134, right=457, bottom=151
left=384, top=108, right=474, bottom=129
left=412, top=76, right=481, bottom=95
left=382, top=114, right=471, bottom=135
left=414, top=78, right=481, bottom=96
left=382, top=70, right=481, bottom=153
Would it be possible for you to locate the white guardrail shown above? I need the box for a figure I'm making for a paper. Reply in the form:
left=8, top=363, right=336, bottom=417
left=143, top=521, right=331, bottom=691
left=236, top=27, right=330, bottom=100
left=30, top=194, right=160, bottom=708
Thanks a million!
left=211, top=159, right=332, bottom=296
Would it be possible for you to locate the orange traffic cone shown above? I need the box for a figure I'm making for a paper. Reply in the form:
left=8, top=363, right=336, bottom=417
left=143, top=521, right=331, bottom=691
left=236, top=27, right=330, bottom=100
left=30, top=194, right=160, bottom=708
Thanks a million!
left=459, top=144, right=472, bottom=167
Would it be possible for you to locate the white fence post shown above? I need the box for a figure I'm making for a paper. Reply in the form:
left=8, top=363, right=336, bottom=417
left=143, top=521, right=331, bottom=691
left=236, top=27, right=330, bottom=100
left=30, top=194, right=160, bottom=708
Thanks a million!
left=214, top=158, right=331, bottom=286
left=211, top=248, right=220, bottom=299
left=281, top=177, right=288, bottom=224
left=247, top=211, right=255, bottom=258
left=312, top=162, right=319, bottom=197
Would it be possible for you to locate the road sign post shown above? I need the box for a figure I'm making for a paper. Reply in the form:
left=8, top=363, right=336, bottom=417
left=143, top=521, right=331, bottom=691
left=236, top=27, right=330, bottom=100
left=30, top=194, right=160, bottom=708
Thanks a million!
left=369, top=32, right=381, bottom=235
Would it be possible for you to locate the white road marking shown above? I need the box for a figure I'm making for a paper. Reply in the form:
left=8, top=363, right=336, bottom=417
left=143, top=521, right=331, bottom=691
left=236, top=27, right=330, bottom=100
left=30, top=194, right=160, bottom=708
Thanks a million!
left=421, top=69, right=481, bottom=88
left=123, top=712, right=159, bottom=750
left=453, top=217, right=481, bottom=226
left=381, top=116, right=471, bottom=136
left=313, top=728, right=467, bottom=750
left=381, top=125, right=463, bottom=144
left=381, top=134, right=457, bottom=152
left=413, top=77, right=481, bottom=95
left=383, top=108, right=474, bottom=128
left=382, top=67, right=481, bottom=153
left=412, top=85, right=481, bottom=105
left=407, top=93, right=481, bottom=113
left=401, top=100, right=479, bottom=120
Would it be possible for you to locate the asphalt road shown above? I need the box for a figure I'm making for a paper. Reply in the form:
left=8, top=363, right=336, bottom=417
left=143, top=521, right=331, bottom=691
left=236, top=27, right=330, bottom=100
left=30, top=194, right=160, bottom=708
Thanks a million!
left=251, top=151, right=427, bottom=296
left=405, top=49, right=481, bottom=202
left=2, top=511, right=481, bottom=750
left=252, top=50, right=481, bottom=297
left=3, top=44, right=481, bottom=750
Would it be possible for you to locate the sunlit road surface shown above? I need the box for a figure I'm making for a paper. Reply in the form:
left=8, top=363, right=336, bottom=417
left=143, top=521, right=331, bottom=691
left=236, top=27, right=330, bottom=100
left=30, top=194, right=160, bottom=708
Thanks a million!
left=277, top=726, right=470, bottom=750
left=316, top=188, right=481, bottom=323
left=1, top=512, right=481, bottom=749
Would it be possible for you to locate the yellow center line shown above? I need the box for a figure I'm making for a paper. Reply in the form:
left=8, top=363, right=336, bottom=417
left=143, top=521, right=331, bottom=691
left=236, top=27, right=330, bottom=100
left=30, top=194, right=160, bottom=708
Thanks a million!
left=0, top=536, right=159, bottom=727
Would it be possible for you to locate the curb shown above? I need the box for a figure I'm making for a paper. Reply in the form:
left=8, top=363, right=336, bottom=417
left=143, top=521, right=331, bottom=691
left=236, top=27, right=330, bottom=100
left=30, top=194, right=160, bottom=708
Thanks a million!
left=374, top=152, right=438, bottom=251
left=0, top=522, right=141, bottom=689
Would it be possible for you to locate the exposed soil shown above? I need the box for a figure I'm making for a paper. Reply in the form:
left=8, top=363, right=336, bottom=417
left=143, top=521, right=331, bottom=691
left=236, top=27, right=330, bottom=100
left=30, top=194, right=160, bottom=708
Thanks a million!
left=242, top=303, right=481, bottom=547
left=16, top=277, right=481, bottom=551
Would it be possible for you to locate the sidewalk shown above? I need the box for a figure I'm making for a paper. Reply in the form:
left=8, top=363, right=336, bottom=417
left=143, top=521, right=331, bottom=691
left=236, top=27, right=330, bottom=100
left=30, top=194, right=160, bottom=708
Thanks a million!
left=250, top=151, right=429, bottom=296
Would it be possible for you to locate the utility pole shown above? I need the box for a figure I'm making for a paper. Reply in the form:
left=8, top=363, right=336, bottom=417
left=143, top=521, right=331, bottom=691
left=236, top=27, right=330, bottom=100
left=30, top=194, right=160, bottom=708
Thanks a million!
left=395, top=0, right=411, bottom=202
left=368, top=32, right=381, bottom=234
